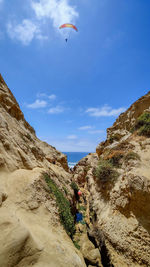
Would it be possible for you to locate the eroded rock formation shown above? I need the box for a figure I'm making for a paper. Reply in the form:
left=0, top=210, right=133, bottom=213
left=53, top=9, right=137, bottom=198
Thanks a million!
left=0, top=74, right=69, bottom=172
left=73, top=92, right=150, bottom=266
left=1, top=74, right=150, bottom=267
left=0, top=75, right=86, bottom=267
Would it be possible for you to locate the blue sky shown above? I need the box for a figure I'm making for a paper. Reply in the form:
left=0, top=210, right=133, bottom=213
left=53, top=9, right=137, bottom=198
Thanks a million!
left=0, top=0, right=150, bottom=152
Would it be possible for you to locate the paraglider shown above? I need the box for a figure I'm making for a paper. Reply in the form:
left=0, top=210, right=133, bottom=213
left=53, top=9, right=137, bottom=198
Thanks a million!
left=59, top=23, right=78, bottom=42
left=59, top=23, right=78, bottom=31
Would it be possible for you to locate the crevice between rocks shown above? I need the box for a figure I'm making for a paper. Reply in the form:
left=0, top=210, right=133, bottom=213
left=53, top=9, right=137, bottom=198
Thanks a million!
left=87, top=231, right=114, bottom=267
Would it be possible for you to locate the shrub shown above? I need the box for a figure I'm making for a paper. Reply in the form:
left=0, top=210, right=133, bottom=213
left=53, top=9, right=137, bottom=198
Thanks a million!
left=73, top=240, right=80, bottom=250
left=109, top=133, right=122, bottom=144
left=135, top=112, right=150, bottom=127
left=124, top=151, right=140, bottom=162
left=108, top=155, right=123, bottom=167
left=138, top=124, right=150, bottom=136
left=95, top=159, right=119, bottom=184
left=70, top=181, right=79, bottom=191
left=44, top=173, right=75, bottom=237
left=105, top=150, right=124, bottom=167
left=133, top=112, right=150, bottom=137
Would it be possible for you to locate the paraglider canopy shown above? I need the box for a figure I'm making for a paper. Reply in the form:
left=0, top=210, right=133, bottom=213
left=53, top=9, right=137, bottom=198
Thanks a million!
left=59, top=23, right=78, bottom=42
left=59, top=23, right=78, bottom=32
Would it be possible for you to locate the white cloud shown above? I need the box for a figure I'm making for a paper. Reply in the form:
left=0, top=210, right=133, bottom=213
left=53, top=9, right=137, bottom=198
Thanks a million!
left=37, top=93, right=56, bottom=100
left=78, top=125, right=92, bottom=130
left=48, top=106, right=64, bottom=114
left=31, top=0, right=78, bottom=29
left=7, top=0, right=78, bottom=45
left=48, top=94, right=56, bottom=100
left=27, top=99, right=47, bottom=108
left=40, top=136, right=99, bottom=152
left=36, top=93, right=47, bottom=98
left=86, top=105, right=126, bottom=117
left=36, top=33, right=48, bottom=40
left=7, top=19, right=40, bottom=45
left=67, top=135, right=77, bottom=140
left=88, top=130, right=104, bottom=134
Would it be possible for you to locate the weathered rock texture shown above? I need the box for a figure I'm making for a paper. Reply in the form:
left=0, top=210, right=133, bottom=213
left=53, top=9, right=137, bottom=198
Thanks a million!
left=0, top=74, right=69, bottom=172
left=108, top=91, right=150, bottom=137
left=0, top=168, right=87, bottom=267
left=96, top=91, right=150, bottom=156
left=1, top=74, right=150, bottom=267
left=73, top=92, right=150, bottom=266
left=0, top=75, right=86, bottom=267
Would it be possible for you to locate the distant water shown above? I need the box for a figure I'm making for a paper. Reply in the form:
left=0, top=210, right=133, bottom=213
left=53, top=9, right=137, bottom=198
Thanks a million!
left=63, top=152, right=89, bottom=168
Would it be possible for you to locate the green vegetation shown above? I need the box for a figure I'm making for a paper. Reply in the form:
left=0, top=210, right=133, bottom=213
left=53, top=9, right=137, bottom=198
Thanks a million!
left=108, top=154, right=123, bottom=167
left=95, top=159, right=119, bottom=184
left=124, top=151, right=140, bottom=162
left=109, top=133, right=122, bottom=143
left=44, top=173, right=75, bottom=237
left=133, top=112, right=150, bottom=137
left=63, top=186, right=68, bottom=195
left=73, top=240, right=80, bottom=250
left=105, top=150, right=124, bottom=167
left=138, top=124, right=150, bottom=136
left=70, top=181, right=79, bottom=191
left=79, top=205, right=86, bottom=211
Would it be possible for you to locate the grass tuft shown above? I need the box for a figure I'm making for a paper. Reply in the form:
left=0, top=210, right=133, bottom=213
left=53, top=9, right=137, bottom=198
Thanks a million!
left=44, top=173, right=75, bottom=237
left=132, top=112, right=150, bottom=137
left=124, top=151, right=140, bottom=162
left=95, top=159, right=119, bottom=184
left=70, top=181, right=79, bottom=191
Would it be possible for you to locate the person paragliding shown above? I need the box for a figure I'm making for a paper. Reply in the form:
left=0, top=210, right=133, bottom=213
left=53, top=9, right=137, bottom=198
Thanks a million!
left=59, top=23, right=78, bottom=42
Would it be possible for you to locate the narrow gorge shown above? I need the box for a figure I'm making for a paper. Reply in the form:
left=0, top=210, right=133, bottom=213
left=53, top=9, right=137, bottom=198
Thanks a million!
left=0, top=75, right=150, bottom=267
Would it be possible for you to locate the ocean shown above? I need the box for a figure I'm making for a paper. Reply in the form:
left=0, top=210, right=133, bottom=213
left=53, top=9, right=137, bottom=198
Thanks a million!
left=63, top=152, right=89, bottom=168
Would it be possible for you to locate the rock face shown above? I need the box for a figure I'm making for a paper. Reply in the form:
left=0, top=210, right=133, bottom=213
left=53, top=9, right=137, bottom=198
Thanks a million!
left=0, top=75, right=86, bottom=267
left=96, top=91, right=150, bottom=157
left=1, top=75, right=150, bottom=267
left=0, top=74, right=69, bottom=172
left=74, top=92, right=150, bottom=266
left=0, top=168, right=87, bottom=267
left=107, top=91, right=150, bottom=138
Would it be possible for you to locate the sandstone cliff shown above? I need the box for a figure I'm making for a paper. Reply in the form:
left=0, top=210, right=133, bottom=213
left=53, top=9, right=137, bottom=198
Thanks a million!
left=73, top=92, right=150, bottom=266
left=96, top=91, right=150, bottom=156
left=1, top=75, right=150, bottom=267
left=0, top=74, right=68, bottom=172
left=0, top=75, right=87, bottom=267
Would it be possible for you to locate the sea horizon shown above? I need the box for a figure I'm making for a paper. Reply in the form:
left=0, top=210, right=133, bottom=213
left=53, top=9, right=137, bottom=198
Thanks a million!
left=63, top=151, right=91, bottom=168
